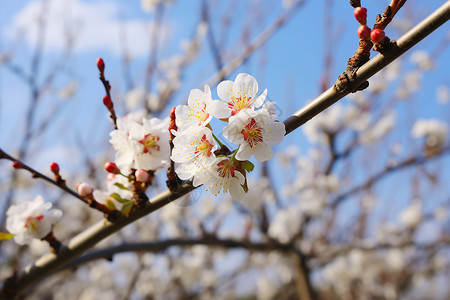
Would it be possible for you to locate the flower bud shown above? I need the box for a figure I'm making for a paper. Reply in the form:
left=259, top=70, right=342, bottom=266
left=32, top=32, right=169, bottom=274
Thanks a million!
left=354, top=7, right=367, bottom=23
left=370, top=28, right=385, bottom=43
left=77, top=182, right=93, bottom=198
left=103, top=95, right=113, bottom=109
left=50, top=162, right=60, bottom=173
left=105, top=162, right=120, bottom=174
left=12, top=161, right=23, bottom=169
left=135, top=169, right=150, bottom=183
left=96, top=57, right=105, bottom=73
left=357, top=25, right=371, bottom=40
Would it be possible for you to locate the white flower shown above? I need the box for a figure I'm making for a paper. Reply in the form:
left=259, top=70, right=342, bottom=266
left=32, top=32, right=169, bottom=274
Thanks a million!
left=399, top=200, right=422, bottom=228
left=202, top=157, right=245, bottom=200
left=175, top=85, right=228, bottom=130
left=223, top=108, right=285, bottom=162
left=110, top=117, right=170, bottom=171
left=411, top=50, right=434, bottom=71
left=217, top=73, right=267, bottom=117
left=171, top=126, right=218, bottom=186
left=411, top=119, right=448, bottom=150
left=6, top=196, right=62, bottom=245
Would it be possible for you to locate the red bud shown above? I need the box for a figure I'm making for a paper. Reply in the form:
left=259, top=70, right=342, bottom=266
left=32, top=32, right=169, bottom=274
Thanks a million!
left=50, top=162, right=60, bottom=173
left=12, top=161, right=23, bottom=169
left=104, top=162, right=120, bottom=174
left=103, top=95, right=113, bottom=109
left=97, top=57, right=105, bottom=73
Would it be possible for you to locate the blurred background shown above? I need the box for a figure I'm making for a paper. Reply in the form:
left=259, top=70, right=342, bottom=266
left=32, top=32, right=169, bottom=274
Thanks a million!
left=0, top=0, right=450, bottom=299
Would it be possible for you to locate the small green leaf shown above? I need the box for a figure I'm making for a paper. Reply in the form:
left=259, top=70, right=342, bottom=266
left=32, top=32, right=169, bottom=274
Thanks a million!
left=243, top=161, right=254, bottom=173
left=0, top=232, right=15, bottom=241
left=105, top=199, right=117, bottom=210
left=109, top=193, right=129, bottom=204
left=121, top=202, right=134, bottom=215
left=114, top=183, right=128, bottom=190
left=242, top=180, right=249, bottom=193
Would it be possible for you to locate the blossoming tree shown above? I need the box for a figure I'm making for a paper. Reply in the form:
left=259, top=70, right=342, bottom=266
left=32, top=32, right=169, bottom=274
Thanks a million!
left=0, top=0, right=450, bottom=299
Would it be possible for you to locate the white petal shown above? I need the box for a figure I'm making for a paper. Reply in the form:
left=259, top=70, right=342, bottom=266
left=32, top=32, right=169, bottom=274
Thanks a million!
left=253, top=143, right=274, bottom=162
left=234, top=73, right=258, bottom=99
left=235, top=144, right=253, bottom=161
left=229, top=178, right=245, bottom=200
left=267, top=121, right=286, bottom=145
left=209, top=100, right=231, bottom=119
left=217, top=80, right=234, bottom=103
left=253, top=89, right=267, bottom=108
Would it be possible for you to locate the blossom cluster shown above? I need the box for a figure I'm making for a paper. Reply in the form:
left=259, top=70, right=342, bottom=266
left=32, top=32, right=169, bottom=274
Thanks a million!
left=171, top=73, right=285, bottom=200
left=6, top=196, right=62, bottom=245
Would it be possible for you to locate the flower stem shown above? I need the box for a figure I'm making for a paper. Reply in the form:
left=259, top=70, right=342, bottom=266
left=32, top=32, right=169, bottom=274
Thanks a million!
left=211, top=132, right=225, bottom=149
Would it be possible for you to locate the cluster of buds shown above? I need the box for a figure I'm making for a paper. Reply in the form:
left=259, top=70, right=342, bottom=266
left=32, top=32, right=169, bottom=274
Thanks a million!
left=354, top=7, right=386, bottom=43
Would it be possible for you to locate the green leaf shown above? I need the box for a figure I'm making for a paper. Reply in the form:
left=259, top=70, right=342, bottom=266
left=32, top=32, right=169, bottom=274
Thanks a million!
left=109, top=193, right=129, bottom=204
left=114, top=183, right=128, bottom=190
left=0, top=232, right=15, bottom=241
left=242, top=180, right=249, bottom=193
left=243, top=161, right=255, bottom=173
left=105, top=199, right=117, bottom=210
left=121, top=202, right=134, bottom=215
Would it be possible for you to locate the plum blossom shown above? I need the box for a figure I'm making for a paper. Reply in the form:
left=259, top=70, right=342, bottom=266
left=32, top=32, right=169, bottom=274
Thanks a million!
left=171, top=126, right=218, bottom=186
left=175, top=85, right=228, bottom=130
left=202, top=157, right=245, bottom=200
left=6, top=196, right=62, bottom=245
left=223, top=108, right=285, bottom=162
left=217, top=73, right=267, bottom=117
left=110, top=116, right=170, bottom=171
left=411, top=119, right=448, bottom=153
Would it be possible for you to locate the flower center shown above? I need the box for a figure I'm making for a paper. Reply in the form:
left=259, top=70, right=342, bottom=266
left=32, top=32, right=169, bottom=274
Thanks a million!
left=241, top=118, right=263, bottom=148
left=195, top=134, right=213, bottom=157
left=229, top=96, right=252, bottom=115
left=139, top=134, right=160, bottom=153
left=190, top=104, right=210, bottom=125
left=217, top=160, right=236, bottom=177
left=24, top=215, right=43, bottom=230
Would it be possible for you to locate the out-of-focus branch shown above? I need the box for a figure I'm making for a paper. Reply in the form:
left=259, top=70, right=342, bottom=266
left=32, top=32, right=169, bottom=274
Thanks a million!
left=2, top=2, right=449, bottom=297
left=207, top=0, right=305, bottom=87
left=0, top=148, right=88, bottom=204
left=332, top=146, right=450, bottom=207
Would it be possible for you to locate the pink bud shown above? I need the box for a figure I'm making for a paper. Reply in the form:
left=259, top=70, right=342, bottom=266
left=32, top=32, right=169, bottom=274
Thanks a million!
left=135, top=169, right=150, bottom=183
left=357, top=25, right=371, bottom=40
left=354, top=7, right=367, bottom=23
left=105, top=162, right=120, bottom=174
left=107, top=173, right=116, bottom=181
left=170, top=107, right=176, bottom=120
left=96, top=57, right=105, bottom=73
left=103, top=95, right=113, bottom=109
left=50, top=162, right=60, bottom=173
left=12, top=161, right=23, bottom=169
left=371, top=29, right=385, bottom=43
left=77, top=182, right=93, bottom=198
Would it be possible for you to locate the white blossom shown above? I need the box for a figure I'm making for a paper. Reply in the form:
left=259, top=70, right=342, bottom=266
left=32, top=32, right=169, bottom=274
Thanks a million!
left=216, top=73, right=267, bottom=117
left=223, top=108, right=285, bottom=162
left=202, top=157, right=245, bottom=200
left=110, top=116, right=170, bottom=171
left=175, top=85, right=228, bottom=130
left=171, top=126, right=218, bottom=186
left=399, top=199, right=422, bottom=228
left=6, top=196, right=62, bottom=245
left=411, top=119, right=448, bottom=150
left=411, top=50, right=434, bottom=71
